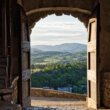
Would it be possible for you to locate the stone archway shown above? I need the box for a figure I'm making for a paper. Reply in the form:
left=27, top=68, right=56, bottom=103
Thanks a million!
left=20, top=0, right=99, bottom=30
left=17, top=0, right=100, bottom=109
left=27, top=8, right=90, bottom=32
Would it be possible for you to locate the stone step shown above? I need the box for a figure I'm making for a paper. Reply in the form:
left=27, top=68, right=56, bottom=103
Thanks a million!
left=0, top=104, right=22, bottom=110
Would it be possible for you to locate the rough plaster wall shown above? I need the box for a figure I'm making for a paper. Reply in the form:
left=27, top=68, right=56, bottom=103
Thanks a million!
left=22, top=0, right=98, bottom=30
left=100, top=0, right=110, bottom=107
left=23, top=0, right=97, bottom=12
left=0, top=0, right=2, bottom=55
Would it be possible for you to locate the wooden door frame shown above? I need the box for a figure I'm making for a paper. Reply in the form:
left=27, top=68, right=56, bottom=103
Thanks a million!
left=87, top=4, right=100, bottom=109
left=17, top=4, right=31, bottom=107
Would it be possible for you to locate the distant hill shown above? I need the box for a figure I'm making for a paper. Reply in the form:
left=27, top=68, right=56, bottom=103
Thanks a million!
left=31, top=43, right=87, bottom=65
left=31, top=48, right=43, bottom=53
left=31, top=43, right=87, bottom=53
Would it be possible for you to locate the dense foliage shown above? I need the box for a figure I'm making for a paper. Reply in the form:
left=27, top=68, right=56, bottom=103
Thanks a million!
left=31, top=47, right=87, bottom=94
left=31, top=61, right=87, bottom=94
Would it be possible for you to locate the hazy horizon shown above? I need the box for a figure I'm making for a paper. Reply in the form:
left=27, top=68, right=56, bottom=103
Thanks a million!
left=31, top=42, right=87, bottom=46
left=30, top=14, right=87, bottom=46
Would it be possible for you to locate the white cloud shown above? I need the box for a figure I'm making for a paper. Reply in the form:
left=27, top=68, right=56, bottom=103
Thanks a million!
left=30, top=14, right=87, bottom=46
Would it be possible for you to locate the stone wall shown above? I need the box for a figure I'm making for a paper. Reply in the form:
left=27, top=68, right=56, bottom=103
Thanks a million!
left=31, top=88, right=86, bottom=101
left=101, top=73, right=110, bottom=107
left=0, top=0, right=2, bottom=55
left=0, top=77, right=19, bottom=107
left=100, top=0, right=110, bottom=108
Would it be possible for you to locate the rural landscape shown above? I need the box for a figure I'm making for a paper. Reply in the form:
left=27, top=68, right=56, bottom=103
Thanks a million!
left=31, top=43, right=87, bottom=94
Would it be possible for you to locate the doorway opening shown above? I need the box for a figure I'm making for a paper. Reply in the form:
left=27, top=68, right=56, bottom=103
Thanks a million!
left=30, top=14, right=88, bottom=107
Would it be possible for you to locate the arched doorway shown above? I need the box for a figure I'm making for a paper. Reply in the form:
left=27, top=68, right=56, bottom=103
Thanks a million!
left=30, top=14, right=87, bottom=93
left=18, top=1, right=99, bottom=108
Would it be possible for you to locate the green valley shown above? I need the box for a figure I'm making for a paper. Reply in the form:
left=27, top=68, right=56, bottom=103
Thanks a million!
left=31, top=43, right=87, bottom=94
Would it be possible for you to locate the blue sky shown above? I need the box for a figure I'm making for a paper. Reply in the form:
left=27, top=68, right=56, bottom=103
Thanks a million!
left=30, top=14, right=87, bottom=46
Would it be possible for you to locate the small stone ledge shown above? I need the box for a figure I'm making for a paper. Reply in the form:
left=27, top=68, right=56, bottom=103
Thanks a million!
left=31, top=88, right=86, bottom=101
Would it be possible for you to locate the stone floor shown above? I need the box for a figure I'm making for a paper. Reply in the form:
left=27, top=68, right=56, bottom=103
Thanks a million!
left=28, top=97, right=88, bottom=110
left=25, top=97, right=110, bottom=110
left=26, top=106, right=88, bottom=110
